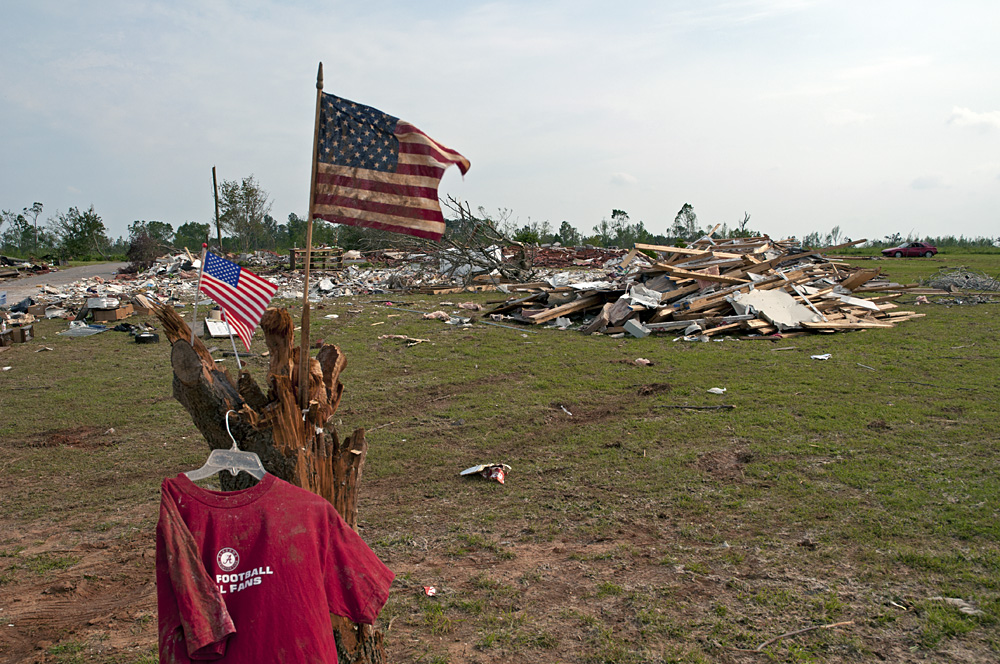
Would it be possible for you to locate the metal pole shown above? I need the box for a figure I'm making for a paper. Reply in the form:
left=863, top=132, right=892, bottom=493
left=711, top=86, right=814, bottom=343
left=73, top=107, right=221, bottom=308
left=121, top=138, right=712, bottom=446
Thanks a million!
left=213, top=166, right=223, bottom=250
left=222, top=310, right=243, bottom=371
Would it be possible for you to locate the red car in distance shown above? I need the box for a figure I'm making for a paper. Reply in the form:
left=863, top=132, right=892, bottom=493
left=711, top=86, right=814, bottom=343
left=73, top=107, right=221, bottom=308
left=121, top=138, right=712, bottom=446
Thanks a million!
left=881, top=241, right=938, bottom=258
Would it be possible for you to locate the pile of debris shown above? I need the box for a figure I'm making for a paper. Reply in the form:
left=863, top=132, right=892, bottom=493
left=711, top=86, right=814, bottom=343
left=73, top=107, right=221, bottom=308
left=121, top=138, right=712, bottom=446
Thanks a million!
left=924, top=267, right=1000, bottom=293
left=530, top=245, right=631, bottom=269
left=0, top=255, right=55, bottom=280
left=486, top=236, right=927, bottom=339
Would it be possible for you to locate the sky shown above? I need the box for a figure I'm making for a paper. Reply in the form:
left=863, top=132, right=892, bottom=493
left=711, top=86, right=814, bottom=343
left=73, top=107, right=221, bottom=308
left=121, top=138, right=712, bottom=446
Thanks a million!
left=2, top=0, right=998, bottom=244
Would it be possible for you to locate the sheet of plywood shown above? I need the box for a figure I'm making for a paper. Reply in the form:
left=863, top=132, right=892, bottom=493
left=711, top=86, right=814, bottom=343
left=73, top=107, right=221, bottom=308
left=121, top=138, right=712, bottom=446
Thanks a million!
left=730, top=289, right=821, bottom=331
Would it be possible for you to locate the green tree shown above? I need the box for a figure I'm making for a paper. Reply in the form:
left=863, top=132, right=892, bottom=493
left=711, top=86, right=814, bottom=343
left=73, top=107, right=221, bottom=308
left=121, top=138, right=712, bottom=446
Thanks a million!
left=557, top=221, right=581, bottom=247
left=591, top=218, right=612, bottom=246
left=277, top=214, right=342, bottom=250
left=125, top=221, right=175, bottom=269
left=609, top=209, right=631, bottom=246
left=512, top=224, right=540, bottom=244
left=279, top=213, right=306, bottom=249
left=174, top=222, right=211, bottom=251
left=592, top=209, right=654, bottom=248
left=672, top=203, right=699, bottom=241
left=49, top=206, right=111, bottom=260
left=2, top=205, right=56, bottom=256
left=218, top=175, right=273, bottom=253
left=129, top=220, right=175, bottom=245
left=510, top=219, right=552, bottom=245
left=260, top=214, right=279, bottom=250
left=312, top=219, right=339, bottom=246
left=1, top=209, right=26, bottom=253
left=23, top=202, right=43, bottom=253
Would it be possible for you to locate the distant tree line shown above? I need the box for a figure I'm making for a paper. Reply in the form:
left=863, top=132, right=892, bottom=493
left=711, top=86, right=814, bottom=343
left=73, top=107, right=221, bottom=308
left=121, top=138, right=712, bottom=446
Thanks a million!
left=799, top=226, right=1000, bottom=254
left=8, top=173, right=995, bottom=263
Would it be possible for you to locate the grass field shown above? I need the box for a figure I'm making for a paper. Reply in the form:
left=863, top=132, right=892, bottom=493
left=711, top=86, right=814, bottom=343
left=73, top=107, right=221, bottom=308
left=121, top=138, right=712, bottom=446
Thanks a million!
left=1, top=254, right=998, bottom=663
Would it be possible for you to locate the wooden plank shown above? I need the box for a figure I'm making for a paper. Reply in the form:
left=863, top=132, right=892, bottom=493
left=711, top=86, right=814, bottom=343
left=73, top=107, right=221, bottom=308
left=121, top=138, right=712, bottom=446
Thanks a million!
left=839, top=268, right=881, bottom=291
left=801, top=320, right=894, bottom=330
left=421, top=284, right=498, bottom=294
left=488, top=293, right=546, bottom=315
left=676, top=258, right=748, bottom=272
left=864, top=293, right=902, bottom=303
left=875, top=310, right=923, bottom=319
left=812, top=299, right=843, bottom=311
left=634, top=243, right=743, bottom=259
left=619, top=248, right=640, bottom=269
left=754, top=270, right=808, bottom=290
left=743, top=251, right=819, bottom=274
left=702, top=322, right=742, bottom=336
left=656, top=282, right=701, bottom=303
left=581, top=302, right=613, bottom=334
left=524, top=294, right=606, bottom=324
left=654, top=264, right=750, bottom=285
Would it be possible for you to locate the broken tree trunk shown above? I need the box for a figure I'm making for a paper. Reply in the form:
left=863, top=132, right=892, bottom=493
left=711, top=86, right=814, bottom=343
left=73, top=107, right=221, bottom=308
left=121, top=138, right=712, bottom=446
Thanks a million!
left=155, top=304, right=385, bottom=664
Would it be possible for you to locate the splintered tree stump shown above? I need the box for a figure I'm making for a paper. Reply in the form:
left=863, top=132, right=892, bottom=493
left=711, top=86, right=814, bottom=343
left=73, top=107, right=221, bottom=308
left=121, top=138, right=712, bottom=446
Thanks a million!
left=155, top=304, right=386, bottom=664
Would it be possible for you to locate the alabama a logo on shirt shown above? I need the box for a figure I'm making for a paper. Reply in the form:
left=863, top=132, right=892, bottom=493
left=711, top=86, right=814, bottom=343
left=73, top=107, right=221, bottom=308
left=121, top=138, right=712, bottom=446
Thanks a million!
left=215, top=546, right=275, bottom=594
left=217, top=547, right=239, bottom=571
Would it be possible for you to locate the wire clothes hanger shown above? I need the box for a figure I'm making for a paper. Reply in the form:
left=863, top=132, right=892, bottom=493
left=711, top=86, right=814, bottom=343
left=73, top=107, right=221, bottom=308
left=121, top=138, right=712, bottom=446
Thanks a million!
left=185, top=410, right=266, bottom=481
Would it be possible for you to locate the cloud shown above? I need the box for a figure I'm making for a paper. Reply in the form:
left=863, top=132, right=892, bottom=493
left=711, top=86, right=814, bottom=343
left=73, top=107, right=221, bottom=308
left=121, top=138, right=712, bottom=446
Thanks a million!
left=836, top=55, right=932, bottom=81
left=824, top=109, right=873, bottom=126
left=948, top=106, right=1000, bottom=132
left=911, top=175, right=946, bottom=190
left=667, top=0, right=821, bottom=28
left=610, top=172, right=638, bottom=186
left=758, top=84, right=847, bottom=100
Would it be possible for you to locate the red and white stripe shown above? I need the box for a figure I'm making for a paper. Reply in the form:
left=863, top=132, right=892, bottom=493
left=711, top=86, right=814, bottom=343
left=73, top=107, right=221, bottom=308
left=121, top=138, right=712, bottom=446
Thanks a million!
left=313, top=121, right=470, bottom=241
left=199, top=267, right=277, bottom=350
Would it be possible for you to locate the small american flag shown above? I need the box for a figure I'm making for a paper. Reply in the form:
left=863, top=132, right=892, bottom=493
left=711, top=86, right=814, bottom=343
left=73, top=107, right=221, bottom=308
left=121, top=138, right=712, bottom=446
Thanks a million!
left=199, top=252, right=278, bottom=350
left=312, top=93, right=470, bottom=241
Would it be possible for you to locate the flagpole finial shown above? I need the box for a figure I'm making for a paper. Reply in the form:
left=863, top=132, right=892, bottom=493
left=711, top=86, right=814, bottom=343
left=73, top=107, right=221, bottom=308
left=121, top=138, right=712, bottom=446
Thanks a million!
left=317, top=62, right=323, bottom=90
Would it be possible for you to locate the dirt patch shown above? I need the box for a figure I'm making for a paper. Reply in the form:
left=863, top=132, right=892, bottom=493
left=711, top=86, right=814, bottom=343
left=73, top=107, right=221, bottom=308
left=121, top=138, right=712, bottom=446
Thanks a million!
left=0, top=510, right=158, bottom=663
left=637, top=382, right=672, bottom=396
left=696, top=447, right=753, bottom=482
left=11, top=426, right=117, bottom=449
left=866, top=419, right=892, bottom=431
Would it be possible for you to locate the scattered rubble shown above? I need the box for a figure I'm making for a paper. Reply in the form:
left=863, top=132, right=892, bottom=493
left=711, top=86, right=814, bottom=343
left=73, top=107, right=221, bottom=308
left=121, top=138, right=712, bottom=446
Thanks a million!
left=924, top=266, right=1000, bottom=292
left=485, top=236, right=930, bottom=338
left=460, top=463, right=510, bottom=484
left=2, top=238, right=952, bottom=344
left=0, top=255, right=56, bottom=280
left=916, top=267, right=1000, bottom=304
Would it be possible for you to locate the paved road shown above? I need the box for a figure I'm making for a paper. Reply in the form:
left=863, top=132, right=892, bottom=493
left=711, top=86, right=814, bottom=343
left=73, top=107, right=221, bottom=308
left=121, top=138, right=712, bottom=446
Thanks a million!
left=1, top=262, right=129, bottom=305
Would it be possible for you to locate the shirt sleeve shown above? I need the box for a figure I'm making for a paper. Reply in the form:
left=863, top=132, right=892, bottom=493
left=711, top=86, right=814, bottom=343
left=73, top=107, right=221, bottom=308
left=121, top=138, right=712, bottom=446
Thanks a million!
left=323, top=507, right=395, bottom=624
left=157, top=482, right=237, bottom=659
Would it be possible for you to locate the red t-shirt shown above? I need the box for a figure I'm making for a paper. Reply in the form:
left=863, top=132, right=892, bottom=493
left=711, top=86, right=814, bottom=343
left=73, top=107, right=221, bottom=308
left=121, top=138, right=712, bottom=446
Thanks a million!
left=156, top=473, right=394, bottom=663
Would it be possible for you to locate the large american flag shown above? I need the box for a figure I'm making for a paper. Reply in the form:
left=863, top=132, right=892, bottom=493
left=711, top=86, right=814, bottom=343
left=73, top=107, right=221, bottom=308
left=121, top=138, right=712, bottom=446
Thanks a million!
left=199, top=252, right=278, bottom=351
left=312, top=93, right=470, bottom=241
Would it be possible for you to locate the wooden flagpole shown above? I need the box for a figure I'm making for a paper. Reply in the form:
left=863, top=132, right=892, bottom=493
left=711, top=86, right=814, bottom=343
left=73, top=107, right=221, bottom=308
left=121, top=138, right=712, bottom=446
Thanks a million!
left=298, top=62, right=324, bottom=409
left=190, top=243, right=208, bottom=345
